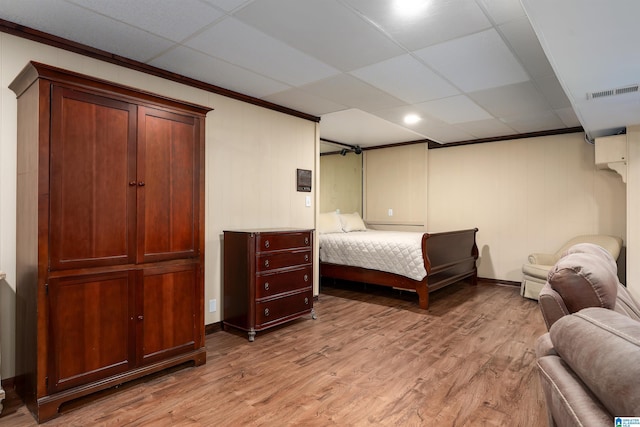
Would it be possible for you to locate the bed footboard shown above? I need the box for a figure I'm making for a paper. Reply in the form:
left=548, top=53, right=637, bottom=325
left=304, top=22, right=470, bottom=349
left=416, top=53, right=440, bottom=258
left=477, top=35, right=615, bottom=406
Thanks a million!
left=320, top=228, right=478, bottom=309
left=422, top=228, right=479, bottom=294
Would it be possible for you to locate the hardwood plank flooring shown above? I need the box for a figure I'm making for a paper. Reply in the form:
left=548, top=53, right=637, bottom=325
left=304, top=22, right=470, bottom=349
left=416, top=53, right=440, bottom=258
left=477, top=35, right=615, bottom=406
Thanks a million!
left=0, top=281, right=548, bottom=426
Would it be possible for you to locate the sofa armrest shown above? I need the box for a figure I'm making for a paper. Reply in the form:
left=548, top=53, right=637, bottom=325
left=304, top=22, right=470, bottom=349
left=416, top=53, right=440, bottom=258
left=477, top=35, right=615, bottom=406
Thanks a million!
left=539, top=283, right=570, bottom=330
left=550, top=308, right=640, bottom=416
left=528, top=252, right=556, bottom=265
left=535, top=333, right=556, bottom=357
left=537, top=356, right=612, bottom=427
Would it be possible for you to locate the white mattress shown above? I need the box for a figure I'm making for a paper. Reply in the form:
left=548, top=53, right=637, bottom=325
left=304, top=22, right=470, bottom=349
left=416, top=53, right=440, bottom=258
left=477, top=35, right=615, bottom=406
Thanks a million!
left=319, top=230, right=427, bottom=281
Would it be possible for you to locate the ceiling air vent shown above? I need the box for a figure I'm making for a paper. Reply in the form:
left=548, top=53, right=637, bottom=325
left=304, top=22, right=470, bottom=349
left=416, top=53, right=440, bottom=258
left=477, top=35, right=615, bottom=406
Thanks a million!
left=587, top=84, right=639, bottom=100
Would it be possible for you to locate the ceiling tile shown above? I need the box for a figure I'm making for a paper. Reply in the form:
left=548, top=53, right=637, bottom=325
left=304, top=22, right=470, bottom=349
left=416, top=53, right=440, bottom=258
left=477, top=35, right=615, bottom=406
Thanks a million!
left=415, top=28, right=529, bottom=92
left=419, top=124, right=477, bottom=144
left=534, top=75, right=572, bottom=109
left=149, top=46, right=290, bottom=98
left=456, top=118, right=517, bottom=138
left=263, top=88, right=347, bottom=116
left=498, top=16, right=555, bottom=79
left=475, top=0, right=526, bottom=25
left=2, top=0, right=174, bottom=62
left=344, top=0, right=492, bottom=50
left=200, top=0, right=253, bottom=12
left=234, top=0, right=405, bottom=71
left=554, top=108, right=582, bottom=128
left=301, top=74, right=406, bottom=111
left=350, top=54, right=459, bottom=104
left=500, top=111, right=565, bottom=133
left=66, top=0, right=224, bottom=42
left=468, top=81, right=551, bottom=118
left=371, top=105, right=446, bottom=130
left=416, top=95, right=493, bottom=124
left=185, top=17, right=339, bottom=86
left=321, top=109, right=425, bottom=146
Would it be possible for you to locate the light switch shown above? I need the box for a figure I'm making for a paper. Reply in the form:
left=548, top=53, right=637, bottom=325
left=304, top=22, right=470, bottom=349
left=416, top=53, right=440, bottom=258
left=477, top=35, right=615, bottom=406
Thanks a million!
left=305, top=195, right=311, bottom=207
left=388, top=208, right=393, bottom=216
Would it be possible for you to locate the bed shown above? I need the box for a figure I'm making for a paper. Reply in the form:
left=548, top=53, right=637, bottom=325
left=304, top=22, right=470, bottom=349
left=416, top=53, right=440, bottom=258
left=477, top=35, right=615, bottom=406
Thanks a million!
left=318, top=212, right=478, bottom=310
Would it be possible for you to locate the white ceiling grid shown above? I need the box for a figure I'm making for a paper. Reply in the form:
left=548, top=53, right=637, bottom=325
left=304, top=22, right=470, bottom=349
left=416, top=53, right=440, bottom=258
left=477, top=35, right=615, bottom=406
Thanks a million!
left=2, top=0, right=630, bottom=149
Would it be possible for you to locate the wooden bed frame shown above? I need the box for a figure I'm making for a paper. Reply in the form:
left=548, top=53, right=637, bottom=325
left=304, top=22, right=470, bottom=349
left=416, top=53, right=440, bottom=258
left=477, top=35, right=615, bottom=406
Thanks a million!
left=320, top=228, right=479, bottom=309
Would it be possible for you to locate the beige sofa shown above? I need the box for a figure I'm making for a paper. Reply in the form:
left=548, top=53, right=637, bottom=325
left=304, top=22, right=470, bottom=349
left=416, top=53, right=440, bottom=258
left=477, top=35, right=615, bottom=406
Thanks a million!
left=535, top=244, right=640, bottom=426
left=521, top=234, right=623, bottom=300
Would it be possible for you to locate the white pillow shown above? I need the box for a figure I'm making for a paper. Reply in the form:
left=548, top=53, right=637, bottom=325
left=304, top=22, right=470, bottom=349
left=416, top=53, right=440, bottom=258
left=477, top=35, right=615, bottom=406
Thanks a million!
left=317, top=211, right=344, bottom=234
left=339, top=212, right=367, bottom=232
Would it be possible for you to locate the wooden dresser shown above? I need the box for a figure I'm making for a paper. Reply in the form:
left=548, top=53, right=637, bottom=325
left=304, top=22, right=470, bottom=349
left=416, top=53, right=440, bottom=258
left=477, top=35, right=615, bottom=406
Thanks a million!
left=10, top=62, right=211, bottom=422
left=223, top=229, right=316, bottom=341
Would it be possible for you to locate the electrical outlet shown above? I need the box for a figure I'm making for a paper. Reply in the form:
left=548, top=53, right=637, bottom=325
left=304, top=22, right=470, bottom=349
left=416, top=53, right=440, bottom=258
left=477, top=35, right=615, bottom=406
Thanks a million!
left=388, top=208, right=393, bottom=216
left=209, top=299, right=217, bottom=313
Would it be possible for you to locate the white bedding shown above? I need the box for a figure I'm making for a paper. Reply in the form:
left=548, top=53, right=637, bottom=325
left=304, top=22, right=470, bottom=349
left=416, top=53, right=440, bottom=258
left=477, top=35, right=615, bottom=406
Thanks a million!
left=319, top=230, right=427, bottom=281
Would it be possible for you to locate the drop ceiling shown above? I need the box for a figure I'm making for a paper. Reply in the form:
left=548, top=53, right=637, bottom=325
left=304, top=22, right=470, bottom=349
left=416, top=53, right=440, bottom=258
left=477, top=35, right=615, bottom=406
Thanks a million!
left=0, top=0, right=635, bottom=152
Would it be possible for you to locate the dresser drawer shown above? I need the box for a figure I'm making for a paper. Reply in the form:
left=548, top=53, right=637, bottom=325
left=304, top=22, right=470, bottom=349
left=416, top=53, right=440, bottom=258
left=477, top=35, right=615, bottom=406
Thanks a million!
left=257, top=249, right=311, bottom=272
left=255, top=289, right=313, bottom=327
left=256, top=266, right=312, bottom=298
left=256, top=231, right=312, bottom=252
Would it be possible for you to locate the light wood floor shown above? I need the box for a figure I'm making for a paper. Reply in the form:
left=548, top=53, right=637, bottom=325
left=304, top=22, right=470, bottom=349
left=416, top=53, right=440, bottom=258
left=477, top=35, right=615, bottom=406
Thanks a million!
left=0, top=280, right=548, bottom=426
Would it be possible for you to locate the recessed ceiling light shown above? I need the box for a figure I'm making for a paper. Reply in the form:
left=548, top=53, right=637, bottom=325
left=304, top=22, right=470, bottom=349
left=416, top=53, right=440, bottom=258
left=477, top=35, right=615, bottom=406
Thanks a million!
left=404, top=114, right=422, bottom=125
left=393, top=0, right=431, bottom=17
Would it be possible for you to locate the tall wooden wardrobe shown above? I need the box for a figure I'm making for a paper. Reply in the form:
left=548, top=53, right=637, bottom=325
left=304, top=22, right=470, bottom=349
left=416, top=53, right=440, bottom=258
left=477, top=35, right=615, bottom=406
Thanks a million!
left=10, top=62, right=211, bottom=422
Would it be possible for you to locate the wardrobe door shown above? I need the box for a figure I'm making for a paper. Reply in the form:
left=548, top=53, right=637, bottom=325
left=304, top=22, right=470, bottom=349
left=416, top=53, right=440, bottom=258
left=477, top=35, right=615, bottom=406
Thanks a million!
left=49, top=86, right=137, bottom=270
left=137, top=263, right=201, bottom=365
left=136, top=106, right=201, bottom=263
left=47, top=271, right=136, bottom=393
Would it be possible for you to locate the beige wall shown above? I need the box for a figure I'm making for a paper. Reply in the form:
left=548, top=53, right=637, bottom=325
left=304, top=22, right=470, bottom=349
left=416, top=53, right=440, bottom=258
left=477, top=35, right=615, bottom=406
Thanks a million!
left=319, top=152, right=362, bottom=215
left=361, top=133, right=626, bottom=281
left=428, top=133, right=626, bottom=281
left=364, top=144, right=427, bottom=231
left=626, top=126, right=640, bottom=301
left=0, top=33, right=318, bottom=379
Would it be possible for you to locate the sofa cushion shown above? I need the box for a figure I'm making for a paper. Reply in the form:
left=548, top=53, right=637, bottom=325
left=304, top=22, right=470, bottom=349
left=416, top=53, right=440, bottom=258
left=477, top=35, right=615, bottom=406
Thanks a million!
left=549, top=308, right=640, bottom=416
left=562, top=242, right=617, bottom=271
left=547, top=252, right=618, bottom=313
left=615, top=284, right=640, bottom=321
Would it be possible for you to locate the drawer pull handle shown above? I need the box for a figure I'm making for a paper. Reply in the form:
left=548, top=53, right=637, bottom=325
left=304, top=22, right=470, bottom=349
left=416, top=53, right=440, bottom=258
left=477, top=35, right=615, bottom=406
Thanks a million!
left=304, top=237, right=309, bottom=245
left=264, top=282, right=270, bottom=291
left=304, top=297, right=309, bottom=305
left=264, top=308, right=270, bottom=317
left=264, top=259, right=270, bottom=268
left=304, top=254, right=309, bottom=262
left=304, top=274, right=309, bottom=282
left=264, top=240, right=270, bottom=249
